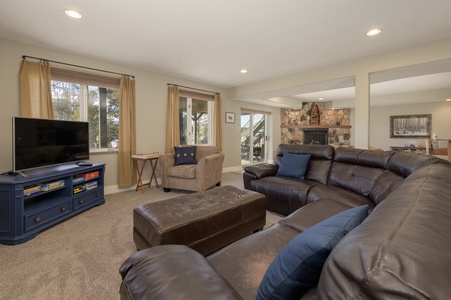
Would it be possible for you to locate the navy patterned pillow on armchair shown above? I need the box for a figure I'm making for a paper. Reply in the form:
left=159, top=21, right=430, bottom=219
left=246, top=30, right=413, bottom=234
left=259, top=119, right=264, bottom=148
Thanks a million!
left=174, top=146, right=197, bottom=165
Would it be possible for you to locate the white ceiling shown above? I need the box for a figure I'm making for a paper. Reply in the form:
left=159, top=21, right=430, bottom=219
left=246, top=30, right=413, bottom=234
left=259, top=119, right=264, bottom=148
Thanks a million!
left=2, top=0, right=451, bottom=104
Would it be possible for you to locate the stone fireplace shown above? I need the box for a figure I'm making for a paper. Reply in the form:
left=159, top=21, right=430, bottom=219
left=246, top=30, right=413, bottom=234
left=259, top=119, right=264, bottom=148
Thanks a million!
left=280, top=103, right=352, bottom=147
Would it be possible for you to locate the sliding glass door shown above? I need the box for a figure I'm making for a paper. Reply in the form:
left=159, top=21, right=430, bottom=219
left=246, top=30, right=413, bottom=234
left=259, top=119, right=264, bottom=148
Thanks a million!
left=241, top=111, right=268, bottom=166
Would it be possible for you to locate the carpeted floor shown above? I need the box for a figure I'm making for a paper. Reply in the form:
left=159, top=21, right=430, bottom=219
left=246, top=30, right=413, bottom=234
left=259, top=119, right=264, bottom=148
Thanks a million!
left=0, top=172, right=280, bottom=300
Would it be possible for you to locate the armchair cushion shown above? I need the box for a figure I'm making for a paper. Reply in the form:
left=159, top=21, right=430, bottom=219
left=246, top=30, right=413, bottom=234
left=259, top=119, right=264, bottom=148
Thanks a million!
left=174, top=146, right=197, bottom=165
left=167, top=164, right=196, bottom=179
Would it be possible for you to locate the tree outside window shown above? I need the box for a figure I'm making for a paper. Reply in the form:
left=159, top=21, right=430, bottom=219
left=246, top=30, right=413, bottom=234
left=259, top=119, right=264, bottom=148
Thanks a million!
left=51, top=80, right=119, bottom=149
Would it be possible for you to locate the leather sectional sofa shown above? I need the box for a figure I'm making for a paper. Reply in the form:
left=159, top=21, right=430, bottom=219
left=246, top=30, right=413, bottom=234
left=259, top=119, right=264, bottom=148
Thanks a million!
left=119, top=145, right=451, bottom=299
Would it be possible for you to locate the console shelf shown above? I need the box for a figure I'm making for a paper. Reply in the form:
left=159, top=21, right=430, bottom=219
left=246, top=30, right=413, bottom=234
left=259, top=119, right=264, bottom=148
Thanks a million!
left=0, top=163, right=105, bottom=245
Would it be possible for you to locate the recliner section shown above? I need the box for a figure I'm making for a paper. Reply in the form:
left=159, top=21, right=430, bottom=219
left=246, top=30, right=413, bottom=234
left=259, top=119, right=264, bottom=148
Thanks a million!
left=244, top=145, right=442, bottom=216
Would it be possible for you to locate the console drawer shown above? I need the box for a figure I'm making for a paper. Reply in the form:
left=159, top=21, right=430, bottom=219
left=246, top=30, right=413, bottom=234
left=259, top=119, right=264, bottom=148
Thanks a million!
left=74, top=189, right=103, bottom=210
left=24, top=200, right=72, bottom=232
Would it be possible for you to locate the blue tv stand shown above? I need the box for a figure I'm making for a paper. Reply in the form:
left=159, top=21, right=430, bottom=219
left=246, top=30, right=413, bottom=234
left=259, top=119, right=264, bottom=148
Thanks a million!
left=0, top=163, right=105, bottom=245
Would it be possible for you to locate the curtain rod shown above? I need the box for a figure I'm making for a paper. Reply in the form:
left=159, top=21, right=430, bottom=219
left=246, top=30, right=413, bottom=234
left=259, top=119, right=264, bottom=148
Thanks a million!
left=22, top=55, right=135, bottom=78
left=167, top=83, right=219, bottom=95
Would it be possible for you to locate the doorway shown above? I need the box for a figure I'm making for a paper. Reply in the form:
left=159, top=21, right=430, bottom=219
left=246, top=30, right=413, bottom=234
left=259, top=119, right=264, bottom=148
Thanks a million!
left=241, top=111, right=268, bottom=166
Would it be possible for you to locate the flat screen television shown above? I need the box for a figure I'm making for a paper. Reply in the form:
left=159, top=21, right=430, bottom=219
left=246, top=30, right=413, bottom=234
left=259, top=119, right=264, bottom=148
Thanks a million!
left=13, top=117, right=89, bottom=172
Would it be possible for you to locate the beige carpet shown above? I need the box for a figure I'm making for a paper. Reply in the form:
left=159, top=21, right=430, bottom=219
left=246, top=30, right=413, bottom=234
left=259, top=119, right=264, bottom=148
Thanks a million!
left=0, top=172, right=280, bottom=300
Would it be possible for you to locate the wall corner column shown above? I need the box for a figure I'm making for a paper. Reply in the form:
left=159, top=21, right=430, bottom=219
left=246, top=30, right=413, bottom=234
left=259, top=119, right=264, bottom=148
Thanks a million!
left=354, top=72, right=370, bottom=149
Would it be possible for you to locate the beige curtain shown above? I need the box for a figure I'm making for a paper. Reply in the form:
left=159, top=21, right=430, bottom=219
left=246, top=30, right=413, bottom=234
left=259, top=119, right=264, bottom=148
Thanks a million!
left=19, top=60, right=54, bottom=118
left=118, top=76, right=137, bottom=188
left=165, top=85, right=180, bottom=153
left=214, top=94, right=222, bottom=149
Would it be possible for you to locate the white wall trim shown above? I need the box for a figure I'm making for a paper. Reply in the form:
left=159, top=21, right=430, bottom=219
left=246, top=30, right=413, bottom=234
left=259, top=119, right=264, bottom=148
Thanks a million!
left=104, top=165, right=275, bottom=194
left=105, top=178, right=161, bottom=195
left=222, top=166, right=243, bottom=173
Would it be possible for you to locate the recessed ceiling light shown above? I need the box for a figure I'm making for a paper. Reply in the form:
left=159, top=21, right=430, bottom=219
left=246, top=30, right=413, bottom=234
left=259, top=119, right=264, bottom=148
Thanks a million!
left=318, top=97, right=324, bottom=101
left=446, top=99, right=451, bottom=102
left=240, top=69, right=248, bottom=74
left=366, top=28, right=382, bottom=36
left=64, top=9, right=83, bottom=19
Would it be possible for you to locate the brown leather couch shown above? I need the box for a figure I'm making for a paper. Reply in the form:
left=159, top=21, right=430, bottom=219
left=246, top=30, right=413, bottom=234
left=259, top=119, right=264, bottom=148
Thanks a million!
left=119, top=145, right=451, bottom=299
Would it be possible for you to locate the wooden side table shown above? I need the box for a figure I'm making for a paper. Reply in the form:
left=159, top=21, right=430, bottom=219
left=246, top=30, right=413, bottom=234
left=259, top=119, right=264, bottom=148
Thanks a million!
left=131, top=153, right=159, bottom=192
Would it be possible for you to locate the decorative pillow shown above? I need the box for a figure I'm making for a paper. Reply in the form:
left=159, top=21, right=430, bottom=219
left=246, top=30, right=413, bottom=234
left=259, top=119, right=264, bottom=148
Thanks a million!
left=257, top=205, right=369, bottom=300
left=174, top=146, right=197, bottom=165
left=276, top=152, right=311, bottom=179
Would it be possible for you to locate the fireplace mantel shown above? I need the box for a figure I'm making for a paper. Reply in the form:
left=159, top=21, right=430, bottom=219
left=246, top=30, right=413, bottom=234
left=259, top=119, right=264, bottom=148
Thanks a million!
left=280, top=125, right=352, bottom=129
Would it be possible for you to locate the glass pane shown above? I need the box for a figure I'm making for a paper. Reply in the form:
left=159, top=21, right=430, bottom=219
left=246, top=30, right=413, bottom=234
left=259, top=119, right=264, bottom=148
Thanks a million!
left=88, top=86, right=120, bottom=149
left=241, top=113, right=251, bottom=165
left=252, top=114, right=266, bottom=164
left=107, top=88, right=120, bottom=149
left=51, top=81, right=81, bottom=121
left=88, top=86, right=100, bottom=148
left=192, top=99, right=208, bottom=145
left=179, top=97, right=188, bottom=145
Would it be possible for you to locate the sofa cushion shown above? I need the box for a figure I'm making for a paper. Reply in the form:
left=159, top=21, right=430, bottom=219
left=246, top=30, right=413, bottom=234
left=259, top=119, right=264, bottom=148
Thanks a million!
left=275, top=144, right=334, bottom=185
left=251, top=177, right=319, bottom=216
left=306, top=184, right=375, bottom=210
left=276, top=153, right=311, bottom=179
left=174, top=146, right=197, bottom=165
left=257, top=205, right=368, bottom=300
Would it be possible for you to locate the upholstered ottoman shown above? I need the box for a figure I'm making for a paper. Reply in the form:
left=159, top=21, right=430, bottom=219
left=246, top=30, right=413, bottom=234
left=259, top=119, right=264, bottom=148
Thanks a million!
left=133, top=185, right=266, bottom=256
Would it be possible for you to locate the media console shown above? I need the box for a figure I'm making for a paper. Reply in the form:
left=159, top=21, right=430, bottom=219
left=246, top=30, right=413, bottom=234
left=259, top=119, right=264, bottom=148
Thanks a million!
left=0, top=163, right=105, bottom=245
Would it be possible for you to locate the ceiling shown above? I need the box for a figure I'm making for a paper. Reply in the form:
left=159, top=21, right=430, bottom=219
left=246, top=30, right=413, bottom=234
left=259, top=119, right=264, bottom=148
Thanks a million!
left=2, top=0, right=451, bottom=104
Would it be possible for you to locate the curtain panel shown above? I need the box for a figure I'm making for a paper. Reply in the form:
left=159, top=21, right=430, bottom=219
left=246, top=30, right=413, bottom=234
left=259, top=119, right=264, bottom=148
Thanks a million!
left=118, top=76, right=137, bottom=188
left=19, top=60, right=54, bottom=118
left=214, top=94, right=222, bottom=150
left=165, top=86, right=180, bottom=154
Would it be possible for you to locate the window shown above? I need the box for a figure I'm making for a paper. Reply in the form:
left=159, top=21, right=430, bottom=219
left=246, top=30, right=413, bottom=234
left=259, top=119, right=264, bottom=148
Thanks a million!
left=178, top=90, right=214, bottom=145
left=50, top=68, right=120, bottom=150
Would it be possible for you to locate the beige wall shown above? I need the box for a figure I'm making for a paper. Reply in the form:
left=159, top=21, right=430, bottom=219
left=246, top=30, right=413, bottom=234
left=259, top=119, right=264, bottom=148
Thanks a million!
left=2, top=36, right=451, bottom=190
left=370, top=101, right=451, bottom=150
left=0, top=38, right=282, bottom=191
left=230, top=37, right=451, bottom=149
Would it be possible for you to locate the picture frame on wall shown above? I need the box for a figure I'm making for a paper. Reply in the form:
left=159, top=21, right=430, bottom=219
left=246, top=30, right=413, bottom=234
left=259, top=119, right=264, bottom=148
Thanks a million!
left=225, top=112, right=235, bottom=124
left=390, top=114, right=432, bottom=138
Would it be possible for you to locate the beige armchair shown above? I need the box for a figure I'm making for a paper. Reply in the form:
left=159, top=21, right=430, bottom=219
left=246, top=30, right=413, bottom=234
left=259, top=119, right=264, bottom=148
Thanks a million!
left=159, top=145, right=225, bottom=192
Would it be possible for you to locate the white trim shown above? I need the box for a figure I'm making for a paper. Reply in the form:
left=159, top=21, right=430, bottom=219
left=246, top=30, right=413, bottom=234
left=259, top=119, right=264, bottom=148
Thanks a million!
left=104, top=178, right=162, bottom=195
left=103, top=166, right=276, bottom=195
left=222, top=165, right=244, bottom=173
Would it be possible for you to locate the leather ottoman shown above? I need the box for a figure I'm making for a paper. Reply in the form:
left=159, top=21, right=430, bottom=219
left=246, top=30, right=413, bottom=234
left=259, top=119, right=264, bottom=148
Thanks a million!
left=133, top=185, right=266, bottom=256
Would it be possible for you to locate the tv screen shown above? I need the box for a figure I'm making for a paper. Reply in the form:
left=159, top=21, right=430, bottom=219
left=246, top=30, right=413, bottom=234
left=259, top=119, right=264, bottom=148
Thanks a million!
left=13, top=117, right=89, bottom=172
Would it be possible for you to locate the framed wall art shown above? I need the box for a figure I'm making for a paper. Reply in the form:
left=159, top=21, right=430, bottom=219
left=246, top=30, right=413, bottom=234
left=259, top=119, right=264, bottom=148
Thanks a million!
left=225, top=112, right=235, bottom=124
left=390, top=114, right=431, bottom=138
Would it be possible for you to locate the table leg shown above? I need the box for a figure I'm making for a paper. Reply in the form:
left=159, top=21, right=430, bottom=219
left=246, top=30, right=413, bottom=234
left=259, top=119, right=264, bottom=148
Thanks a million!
left=149, top=158, right=159, bottom=188
left=135, top=160, right=146, bottom=192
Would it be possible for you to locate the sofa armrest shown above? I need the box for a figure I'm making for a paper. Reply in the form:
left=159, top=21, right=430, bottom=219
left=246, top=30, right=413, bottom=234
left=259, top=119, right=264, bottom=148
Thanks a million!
left=119, top=245, right=242, bottom=300
left=244, top=163, right=278, bottom=179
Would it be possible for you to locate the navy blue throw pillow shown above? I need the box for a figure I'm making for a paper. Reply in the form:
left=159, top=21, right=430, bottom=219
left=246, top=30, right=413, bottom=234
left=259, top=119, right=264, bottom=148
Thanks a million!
left=174, top=146, right=197, bottom=165
left=276, top=152, right=311, bottom=179
left=257, top=205, right=369, bottom=300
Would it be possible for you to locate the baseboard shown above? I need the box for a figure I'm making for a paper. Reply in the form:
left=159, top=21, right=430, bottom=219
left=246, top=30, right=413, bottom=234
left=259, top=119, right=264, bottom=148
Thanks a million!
left=104, top=164, right=272, bottom=195
left=222, top=165, right=244, bottom=173
left=104, top=178, right=162, bottom=195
